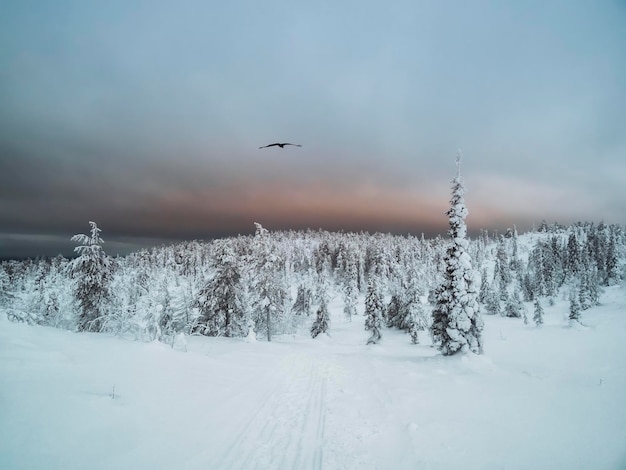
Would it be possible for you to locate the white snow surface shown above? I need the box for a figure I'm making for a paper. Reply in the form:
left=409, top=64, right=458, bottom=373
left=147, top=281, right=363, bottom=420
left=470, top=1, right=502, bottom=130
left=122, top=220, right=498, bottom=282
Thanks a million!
left=2, top=288, right=626, bottom=470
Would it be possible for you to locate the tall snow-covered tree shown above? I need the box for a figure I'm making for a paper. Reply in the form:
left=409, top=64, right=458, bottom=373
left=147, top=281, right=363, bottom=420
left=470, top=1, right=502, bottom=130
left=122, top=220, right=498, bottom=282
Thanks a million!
left=504, top=285, right=525, bottom=319
left=364, top=274, right=384, bottom=344
left=509, top=226, right=521, bottom=271
left=493, top=236, right=511, bottom=301
left=604, top=234, right=620, bottom=286
left=533, top=298, right=544, bottom=327
left=478, top=267, right=490, bottom=304
left=193, top=240, right=247, bottom=337
left=430, top=154, right=483, bottom=355
left=250, top=223, right=288, bottom=341
left=404, top=268, right=427, bottom=344
left=483, top=286, right=501, bottom=316
left=341, top=256, right=359, bottom=321
left=311, top=268, right=331, bottom=337
left=565, top=233, right=582, bottom=279
left=70, top=221, right=112, bottom=332
left=0, top=266, right=12, bottom=311
left=310, top=300, right=330, bottom=338
left=569, top=288, right=582, bottom=324
left=291, top=284, right=313, bottom=316
left=385, top=293, right=403, bottom=329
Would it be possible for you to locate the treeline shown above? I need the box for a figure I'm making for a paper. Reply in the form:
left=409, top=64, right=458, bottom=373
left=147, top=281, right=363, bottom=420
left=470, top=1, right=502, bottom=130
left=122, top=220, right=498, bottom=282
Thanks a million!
left=0, top=220, right=623, bottom=344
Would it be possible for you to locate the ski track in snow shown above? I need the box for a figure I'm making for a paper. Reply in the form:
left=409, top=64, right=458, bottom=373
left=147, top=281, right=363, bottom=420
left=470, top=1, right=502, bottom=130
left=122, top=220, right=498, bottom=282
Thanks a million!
left=214, top=353, right=329, bottom=470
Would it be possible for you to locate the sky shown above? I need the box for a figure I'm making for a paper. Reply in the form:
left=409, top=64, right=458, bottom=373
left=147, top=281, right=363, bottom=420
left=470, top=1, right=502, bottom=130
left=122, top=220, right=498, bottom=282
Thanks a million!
left=1, top=0, right=625, bottom=259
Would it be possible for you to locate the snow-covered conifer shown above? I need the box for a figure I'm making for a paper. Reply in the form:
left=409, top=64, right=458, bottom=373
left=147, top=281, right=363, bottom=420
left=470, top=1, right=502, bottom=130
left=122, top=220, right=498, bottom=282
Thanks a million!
left=0, top=267, right=12, bottom=311
left=365, top=274, right=384, bottom=344
left=478, top=267, right=489, bottom=304
left=493, top=236, right=511, bottom=301
left=504, top=286, right=525, bottom=319
left=430, top=154, right=483, bottom=355
left=70, top=222, right=112, bottom=332
left=483, top=286, right=501, bottom=316
left=533, top=298, right=544, bottom=327
left=385, top=294, right=403, bottom=329
left=405, top=286, right=427, bottom=344
left=578, top=276, right=592, bottom=311
left=310, top=298, right=330, bottom=338
left=193, top=240, right=246, bottom=337
left=250, top=224, right=288, bottom=341
left=341, top=257, right=359, bottom=321
left=569, top=288, right=582, bottom=324
left=509, top=227, right=521, bottom=271
left=566, top=233, right=581, bottom=278
left=604, top=235, right=620, bottom=286
left=292, top=284, right=313, bottom=316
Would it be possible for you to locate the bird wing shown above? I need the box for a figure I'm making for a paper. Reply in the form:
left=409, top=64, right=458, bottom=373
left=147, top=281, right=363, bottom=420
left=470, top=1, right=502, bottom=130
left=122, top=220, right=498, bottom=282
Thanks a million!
left=259, top=143, right=280, bottom=149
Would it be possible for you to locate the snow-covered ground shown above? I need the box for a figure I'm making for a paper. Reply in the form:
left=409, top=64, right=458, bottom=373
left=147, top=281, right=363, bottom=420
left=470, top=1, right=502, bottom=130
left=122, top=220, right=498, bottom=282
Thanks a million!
left=1, top=287, right=625, bottom=470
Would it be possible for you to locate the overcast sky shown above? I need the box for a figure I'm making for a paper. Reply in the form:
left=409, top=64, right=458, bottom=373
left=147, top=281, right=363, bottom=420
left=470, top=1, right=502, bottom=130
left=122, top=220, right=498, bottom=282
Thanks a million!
left=1, top=0, right=625, bottom=258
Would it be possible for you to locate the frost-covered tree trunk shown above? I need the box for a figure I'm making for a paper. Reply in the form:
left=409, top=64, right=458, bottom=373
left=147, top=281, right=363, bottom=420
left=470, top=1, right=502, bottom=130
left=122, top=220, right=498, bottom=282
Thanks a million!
left=70, top=222, right=112, bottom=332
left=430, top=154, right=483, bottom=355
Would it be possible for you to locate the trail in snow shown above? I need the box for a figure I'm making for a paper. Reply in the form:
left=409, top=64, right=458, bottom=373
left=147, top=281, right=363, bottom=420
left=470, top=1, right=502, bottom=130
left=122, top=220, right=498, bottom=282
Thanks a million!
left=213, top=353, right=329, bottom=470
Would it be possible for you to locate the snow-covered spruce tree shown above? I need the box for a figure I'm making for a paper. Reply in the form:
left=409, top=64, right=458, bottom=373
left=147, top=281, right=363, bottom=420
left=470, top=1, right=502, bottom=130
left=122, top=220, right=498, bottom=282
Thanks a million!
left=314, top=256, right=332, bottom=308
left=509, top=226, right=521, bottom=272
left=291, top=284, right=313, bottom=316
left=341, top=256, right=359, bottom=321
left=311, top=282, right=331, bottom=338
left=193, top=240, right=247, bottom=337
left=404, top=269, right=427, bottom=344
left=385, top=293, right=403, bottom=329
left=69, top=221, right=112, bottom=332
left=604, top=234, right=620, bottom=286
left=364, top=273, right=384, bottom=344
left=569, top=288, right=582, bottom=324
left=430, top=154, right=483, bottom=355
left=504, top=285, right=525, bottom=319
left=250, top=223, right=288, bottom=341
left=493, top=236, right=511, bottom=302
left=483, top=286, right=501, bottom=316
left=533, top=298, right=544, bottom=327
left=578, top=273, right=593, bottom=311
left=478, top=267, right=489, bottom=304
left=565, top=233, right=582, bottom=279
left=0, top=266, right=12, bottom=312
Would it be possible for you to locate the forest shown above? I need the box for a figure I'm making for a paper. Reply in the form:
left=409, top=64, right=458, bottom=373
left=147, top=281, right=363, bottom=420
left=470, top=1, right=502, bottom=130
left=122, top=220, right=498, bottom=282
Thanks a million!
left=1, top=217, right=623, bottom=349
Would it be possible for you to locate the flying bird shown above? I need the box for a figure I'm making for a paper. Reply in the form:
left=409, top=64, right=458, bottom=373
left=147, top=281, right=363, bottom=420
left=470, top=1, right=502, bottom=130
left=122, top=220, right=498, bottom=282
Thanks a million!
left=258, top=143, right=302, bottom=149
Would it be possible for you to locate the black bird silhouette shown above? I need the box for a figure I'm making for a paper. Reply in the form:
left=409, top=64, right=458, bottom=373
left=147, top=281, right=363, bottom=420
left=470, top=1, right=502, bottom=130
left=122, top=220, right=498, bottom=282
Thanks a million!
left=258, top=142, right=302, bottom=149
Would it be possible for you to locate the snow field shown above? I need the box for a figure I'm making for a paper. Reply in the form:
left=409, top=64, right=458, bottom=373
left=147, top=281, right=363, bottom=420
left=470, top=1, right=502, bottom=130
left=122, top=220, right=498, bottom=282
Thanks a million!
left=1, top=287, right=625, bottom=469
